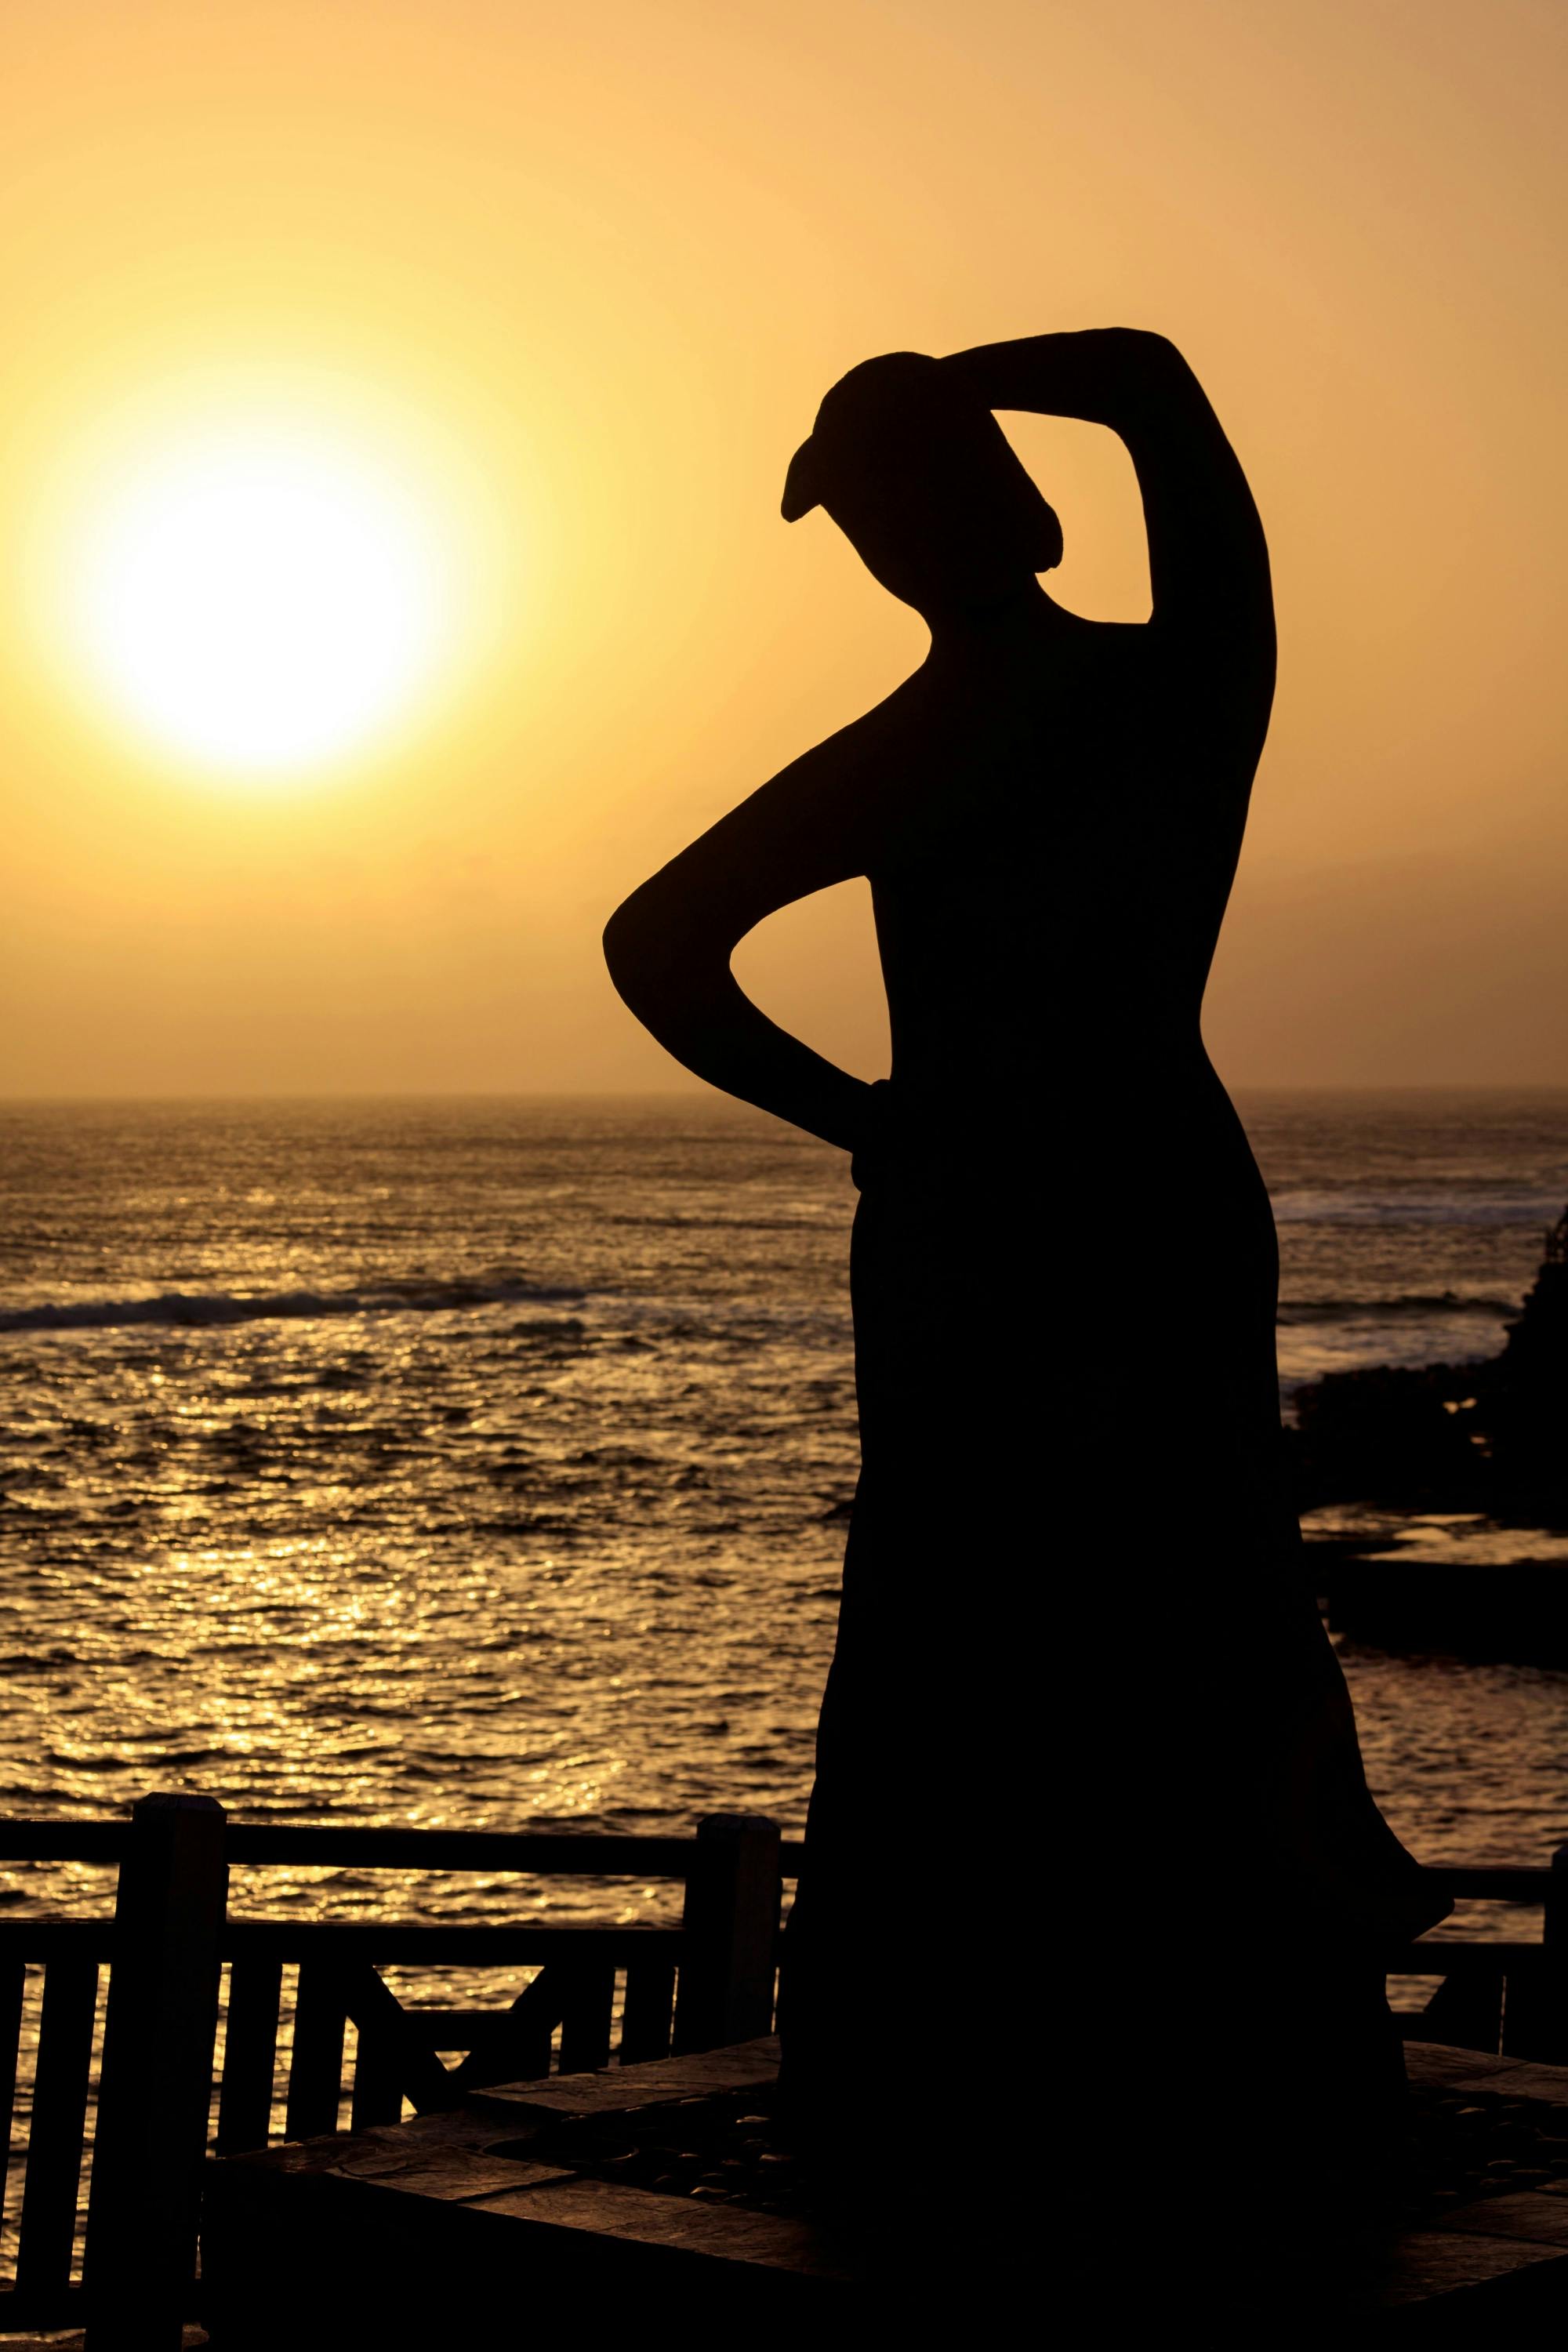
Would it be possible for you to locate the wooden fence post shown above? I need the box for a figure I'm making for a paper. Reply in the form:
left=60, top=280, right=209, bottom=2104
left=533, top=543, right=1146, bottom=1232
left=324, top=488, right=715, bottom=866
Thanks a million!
left=672, top=1814, right=780, bottom=2055
left=1545, top=1842, right=1568, bottom=1945
left=83, top=1793, right=227, bottom=2352
left=1423, top=1967, right=1504, bottom=2056
left=1540, top=1839, right=1568, bottom=2059
left=1498, top=1838, right=1568, bottom=2061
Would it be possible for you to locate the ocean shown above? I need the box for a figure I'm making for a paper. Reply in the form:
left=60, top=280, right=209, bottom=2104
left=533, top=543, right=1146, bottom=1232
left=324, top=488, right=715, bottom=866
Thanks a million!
left=2, top=1088, right=1567, bottom=1952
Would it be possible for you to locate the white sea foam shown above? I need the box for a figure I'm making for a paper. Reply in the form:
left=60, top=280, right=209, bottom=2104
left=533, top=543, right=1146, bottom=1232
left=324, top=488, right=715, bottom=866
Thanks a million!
left=0, top=1279, right=585, bottom=1334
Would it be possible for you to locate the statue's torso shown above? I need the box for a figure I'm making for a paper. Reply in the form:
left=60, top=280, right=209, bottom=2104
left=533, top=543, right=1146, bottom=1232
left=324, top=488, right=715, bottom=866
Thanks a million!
left=865, top=612, right=1271, bottom=1127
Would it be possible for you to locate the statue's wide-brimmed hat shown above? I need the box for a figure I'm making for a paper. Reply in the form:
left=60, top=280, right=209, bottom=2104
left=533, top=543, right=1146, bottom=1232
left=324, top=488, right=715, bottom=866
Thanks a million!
left=781, top=351, right=986, bottom=522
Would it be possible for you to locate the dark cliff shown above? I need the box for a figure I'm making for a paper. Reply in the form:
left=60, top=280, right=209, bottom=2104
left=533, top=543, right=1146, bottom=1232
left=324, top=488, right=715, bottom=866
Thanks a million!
left=1290, top=1205, right=1568, bottom=1530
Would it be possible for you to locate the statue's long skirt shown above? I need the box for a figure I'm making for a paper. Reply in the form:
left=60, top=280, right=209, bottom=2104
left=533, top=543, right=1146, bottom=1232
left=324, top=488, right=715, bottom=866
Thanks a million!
left=780, top=1090, right=1446, bottom=2298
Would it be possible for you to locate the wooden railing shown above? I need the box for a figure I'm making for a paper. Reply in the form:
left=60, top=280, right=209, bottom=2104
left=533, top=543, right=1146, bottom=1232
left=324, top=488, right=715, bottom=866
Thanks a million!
left=1391, top=1852, right=1568, bottom=2062
left=0, top=1800, right=798, bottom=2343
left=0, top=1808, right=1562, bottom=2345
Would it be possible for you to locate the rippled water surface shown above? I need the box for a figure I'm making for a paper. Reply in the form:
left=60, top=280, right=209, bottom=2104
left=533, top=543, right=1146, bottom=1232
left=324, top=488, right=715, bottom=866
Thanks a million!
left=2, top=1091, right=1566, bottom=1935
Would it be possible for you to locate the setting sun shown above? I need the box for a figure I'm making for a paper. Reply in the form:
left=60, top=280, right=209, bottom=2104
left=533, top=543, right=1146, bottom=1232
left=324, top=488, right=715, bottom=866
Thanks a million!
left=54, top=412, right=466, bottom=781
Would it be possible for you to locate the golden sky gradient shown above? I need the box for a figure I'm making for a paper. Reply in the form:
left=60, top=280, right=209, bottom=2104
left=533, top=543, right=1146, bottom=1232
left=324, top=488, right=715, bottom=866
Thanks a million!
left=3, top=0, right=1565, bottom=1094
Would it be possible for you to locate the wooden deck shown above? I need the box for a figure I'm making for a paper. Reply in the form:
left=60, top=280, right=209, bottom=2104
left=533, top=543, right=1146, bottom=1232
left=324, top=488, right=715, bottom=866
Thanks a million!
left=195, top=2035, right=1568, bottom=2339
left=201, top=2038, right=844, bottom=2340
left=1358, top=2042, right=1568, bottom=2327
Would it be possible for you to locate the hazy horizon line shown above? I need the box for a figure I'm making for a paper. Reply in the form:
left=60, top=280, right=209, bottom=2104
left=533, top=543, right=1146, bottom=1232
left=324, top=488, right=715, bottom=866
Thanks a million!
left=5, top=1080, right=1568, bottom=1107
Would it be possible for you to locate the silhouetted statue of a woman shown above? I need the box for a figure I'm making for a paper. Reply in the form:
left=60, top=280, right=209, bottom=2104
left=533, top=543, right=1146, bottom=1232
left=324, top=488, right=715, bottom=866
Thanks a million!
left=606, top=332, right=1446, bottom=2301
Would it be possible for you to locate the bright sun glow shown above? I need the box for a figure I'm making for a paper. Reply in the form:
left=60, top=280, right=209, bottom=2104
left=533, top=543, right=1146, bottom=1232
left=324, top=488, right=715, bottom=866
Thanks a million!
left=60, top=416, right=464, bottom=779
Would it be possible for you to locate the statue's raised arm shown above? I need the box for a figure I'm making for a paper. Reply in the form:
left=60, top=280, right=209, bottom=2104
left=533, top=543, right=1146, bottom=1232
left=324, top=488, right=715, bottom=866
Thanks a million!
left=944, top=327, right=1275, bottom=677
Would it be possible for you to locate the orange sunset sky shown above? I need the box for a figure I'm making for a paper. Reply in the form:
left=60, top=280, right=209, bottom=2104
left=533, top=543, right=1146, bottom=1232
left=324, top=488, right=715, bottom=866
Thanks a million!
left=2, top=0, right=1565, bottom=1096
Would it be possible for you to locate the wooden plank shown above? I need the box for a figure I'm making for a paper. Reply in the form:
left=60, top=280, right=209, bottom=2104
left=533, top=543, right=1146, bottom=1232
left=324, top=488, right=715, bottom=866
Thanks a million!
left=0, top=1922, right=684, bottom=1972
left=452, top=1969, right=566, bottom=2091
left=219, top=2103, right=515, bottom=2177
left=225, top=1828, right=702, bottom=1876
left=328, top=2143, right=571, bottom=2201
left=464, top=2172, right=854, bottom=2278
left=1358, top=2228, right=1568, bottom=2309
left=1382, top=1942, right=1548, bottom=1973
left=619, top=1956, right=676, bottom=2064
left=0, top=1820, right=815, bottom=1891
left=0, top=2308, right=205, bottom=2345
left=285, top=1964, right=347, bottom=2142
left=558, top=1963, right=616, bottom=2078
left=1436, top=2192, right=1568, bottom=2247
left=1403, top=2042, right=1523, bottom=2089
left=1468, top=2059, right=1568, bottom=2103
left=15, top=1958, right=98, bottom=2300
left=0, top=1957, right=26, bottom=2259
left=474, top=2037, right=779, bottom=2118
left=0, top=1926, right=114, bottom=1961
left=220, top=1922, right=684, bottom=1965
left=216, top=1956, right=282, bottom=2155
left=0, top=2285, right=89, bottom=2336
left=1443, top=1866, right=1557, bottom=1901
left=0, top=1824, right=127, bottom=1864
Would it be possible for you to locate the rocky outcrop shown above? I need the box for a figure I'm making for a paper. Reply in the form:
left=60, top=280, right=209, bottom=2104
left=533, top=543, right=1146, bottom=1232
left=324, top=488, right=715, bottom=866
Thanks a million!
left=1289, top=1207, right=1568, bottom=1529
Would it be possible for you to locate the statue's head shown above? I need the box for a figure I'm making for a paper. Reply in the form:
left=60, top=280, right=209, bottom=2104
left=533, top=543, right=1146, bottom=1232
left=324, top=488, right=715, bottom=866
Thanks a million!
left=782, top=352, right=1062, bottom=619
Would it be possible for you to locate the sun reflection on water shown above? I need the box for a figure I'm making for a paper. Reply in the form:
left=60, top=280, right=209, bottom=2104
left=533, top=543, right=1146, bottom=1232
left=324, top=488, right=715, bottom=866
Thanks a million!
left=3, top=1094, right=1567, bottom=2004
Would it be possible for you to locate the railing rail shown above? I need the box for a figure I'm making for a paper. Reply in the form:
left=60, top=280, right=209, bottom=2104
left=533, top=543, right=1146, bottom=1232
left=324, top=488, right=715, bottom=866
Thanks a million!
left=0, top=1819, right=808, bottom=1874
left=1432, top=1865, right=1559, bottom=1901
left=0, top=1809, right=1561, bottom=2345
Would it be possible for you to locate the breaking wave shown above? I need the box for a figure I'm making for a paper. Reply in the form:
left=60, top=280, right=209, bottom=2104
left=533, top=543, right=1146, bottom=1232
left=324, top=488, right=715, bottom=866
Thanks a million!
left=1277, top=1294, right=1520, bottom=1326
left=1272, top=1189, right=1563, bottom=1229
left=0, top=1279, right=586, bottom=1336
